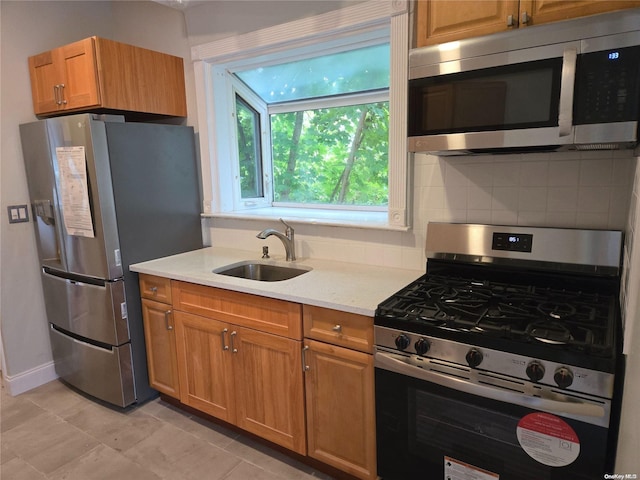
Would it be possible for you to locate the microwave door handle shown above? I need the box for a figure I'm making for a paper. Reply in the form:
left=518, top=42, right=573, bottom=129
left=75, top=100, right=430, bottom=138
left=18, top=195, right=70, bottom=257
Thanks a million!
left=558, top=48, right=577, bottom=137
left=375, top=351, right=607, bottom=425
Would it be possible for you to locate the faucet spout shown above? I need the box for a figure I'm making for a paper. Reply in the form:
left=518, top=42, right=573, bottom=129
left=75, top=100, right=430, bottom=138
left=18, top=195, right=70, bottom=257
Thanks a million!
left=256, top=219, right=296, bottom=261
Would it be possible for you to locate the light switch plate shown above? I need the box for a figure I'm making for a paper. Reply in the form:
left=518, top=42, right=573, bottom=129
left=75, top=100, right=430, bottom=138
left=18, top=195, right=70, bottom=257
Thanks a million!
left=7, top=205, right=29, bottom=224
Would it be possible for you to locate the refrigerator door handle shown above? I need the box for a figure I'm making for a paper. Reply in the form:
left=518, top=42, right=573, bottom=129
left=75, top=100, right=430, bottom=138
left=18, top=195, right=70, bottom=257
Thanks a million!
left=33, top=199, right=55, bottom=225
left=32, top=199, right=67, bottom=269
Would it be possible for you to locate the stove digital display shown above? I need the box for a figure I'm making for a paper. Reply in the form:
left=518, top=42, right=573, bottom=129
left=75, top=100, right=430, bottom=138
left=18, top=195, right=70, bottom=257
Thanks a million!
left=492, top=232, right=533, bottom=252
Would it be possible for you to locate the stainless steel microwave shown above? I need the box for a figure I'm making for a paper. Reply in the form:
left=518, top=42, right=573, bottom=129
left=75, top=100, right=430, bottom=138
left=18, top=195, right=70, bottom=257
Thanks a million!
left=408, top=9, right=640, bottom=155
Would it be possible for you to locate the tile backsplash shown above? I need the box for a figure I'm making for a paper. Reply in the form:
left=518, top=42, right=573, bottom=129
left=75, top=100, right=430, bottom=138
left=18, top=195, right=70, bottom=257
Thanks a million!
left=208, top=149, right=637, bottom=270
left=207, top=149, right=639, bottom=349
left=413, top=149, right=635, bottom=232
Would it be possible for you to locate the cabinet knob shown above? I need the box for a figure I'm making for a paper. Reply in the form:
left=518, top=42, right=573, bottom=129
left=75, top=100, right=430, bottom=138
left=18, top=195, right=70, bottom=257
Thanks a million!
left=150, top=286, right=158, bottom=295
left=521, top=11, right=531, bottom=24
left=507, top=14, right=515, bottom=27
left=332, top=324, right=342, bottom=333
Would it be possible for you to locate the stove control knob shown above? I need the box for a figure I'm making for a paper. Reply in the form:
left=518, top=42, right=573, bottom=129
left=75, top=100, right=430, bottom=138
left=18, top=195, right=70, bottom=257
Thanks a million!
left=554, top=367, right=574, bottom=389
left=395, top=333, right=411, bottom=351
left=415, top=338, right=431, bottom=356
left=465, top=348, right=483, bottom=368
left=525, top=361, right=545, bottom=382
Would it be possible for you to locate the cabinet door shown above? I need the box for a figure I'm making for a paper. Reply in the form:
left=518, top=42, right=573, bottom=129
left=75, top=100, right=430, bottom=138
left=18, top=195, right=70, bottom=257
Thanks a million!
left=233, top=327, right=306, bottom=455
left=58, top=37, right=100, bottom=111
left=304, top=340, right=376, bottom=480
left=141, top=299, right=180, bottom=398
left=415, top=0, right=520, bottom=47
left=28, top=49, right=62, bottom=114
left=519, top=0, right=640, bottom=27
left=174, top=311, right=236, bottom=423
left=28, top=38, right=100, bottom=115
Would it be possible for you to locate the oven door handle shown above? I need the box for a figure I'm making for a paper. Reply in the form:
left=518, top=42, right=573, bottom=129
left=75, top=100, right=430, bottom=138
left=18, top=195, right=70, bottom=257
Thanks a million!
left=375, top=351, right=608, bottom=426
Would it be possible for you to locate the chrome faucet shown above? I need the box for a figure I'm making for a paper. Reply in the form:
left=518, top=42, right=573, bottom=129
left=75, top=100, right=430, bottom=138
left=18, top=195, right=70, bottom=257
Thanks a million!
left=256, top=218, right=296, bottom=261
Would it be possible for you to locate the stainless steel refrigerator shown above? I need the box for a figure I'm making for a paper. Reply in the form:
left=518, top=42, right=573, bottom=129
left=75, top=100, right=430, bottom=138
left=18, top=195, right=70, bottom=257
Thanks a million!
left=20, top=113, right=203, bottom=407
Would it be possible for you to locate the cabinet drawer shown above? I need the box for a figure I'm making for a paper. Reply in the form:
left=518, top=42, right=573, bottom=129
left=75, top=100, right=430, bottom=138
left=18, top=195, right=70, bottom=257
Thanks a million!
left=172, top=281, right=302, bottom=340
left=139, top=274, right=172, bottom=303
left=303, top=305, right=373, bottom=353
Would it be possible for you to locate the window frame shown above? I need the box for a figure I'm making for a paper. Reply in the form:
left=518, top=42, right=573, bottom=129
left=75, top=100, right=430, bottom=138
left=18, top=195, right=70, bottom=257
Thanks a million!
left=192, top=0, right=409, bottom=230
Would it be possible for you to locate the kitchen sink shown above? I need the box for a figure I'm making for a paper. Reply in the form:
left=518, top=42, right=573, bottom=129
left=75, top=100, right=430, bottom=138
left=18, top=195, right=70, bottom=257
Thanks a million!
left=213, top=261, right=311, bottom=282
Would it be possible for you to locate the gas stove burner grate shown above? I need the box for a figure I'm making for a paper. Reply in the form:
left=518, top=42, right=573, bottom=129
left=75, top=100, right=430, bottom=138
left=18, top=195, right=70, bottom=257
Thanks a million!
left=375, top=272, right=616, bottom=355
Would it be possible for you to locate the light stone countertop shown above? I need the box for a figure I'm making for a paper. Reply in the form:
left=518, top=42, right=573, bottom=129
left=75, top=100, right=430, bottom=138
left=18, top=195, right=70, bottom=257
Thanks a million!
left=129, top=247, right=423, bottom=316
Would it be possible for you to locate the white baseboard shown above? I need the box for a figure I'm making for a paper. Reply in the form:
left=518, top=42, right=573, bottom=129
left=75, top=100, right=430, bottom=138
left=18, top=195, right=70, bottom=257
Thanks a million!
left=3, top=361, right=58, bottom=396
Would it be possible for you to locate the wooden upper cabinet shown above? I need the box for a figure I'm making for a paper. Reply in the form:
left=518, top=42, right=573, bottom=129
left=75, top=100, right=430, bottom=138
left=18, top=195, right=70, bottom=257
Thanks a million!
left=28, top=36, right=187, bottom=118
left=520, top=1, right=640, bottom=26
left=415, top=0, right=520, bottom=47
left=415, top=0, right=640, bottom=47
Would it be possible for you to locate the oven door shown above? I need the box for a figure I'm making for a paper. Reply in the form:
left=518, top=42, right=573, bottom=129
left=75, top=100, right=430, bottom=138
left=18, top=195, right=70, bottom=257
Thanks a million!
left=375, top=350, right=613, bottom=480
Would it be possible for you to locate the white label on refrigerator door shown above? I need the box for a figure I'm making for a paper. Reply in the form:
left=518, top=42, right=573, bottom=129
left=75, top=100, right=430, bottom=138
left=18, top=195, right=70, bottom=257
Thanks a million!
left=516, top=412, right=580, bottom=467
left=56, top=146, right=95, bottom=238
left=444, top=457, right=499, bottom=480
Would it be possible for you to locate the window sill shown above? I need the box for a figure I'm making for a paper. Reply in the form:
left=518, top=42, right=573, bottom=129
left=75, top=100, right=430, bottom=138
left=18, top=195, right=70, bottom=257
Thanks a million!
left=202, top=207, right=410, bottom=232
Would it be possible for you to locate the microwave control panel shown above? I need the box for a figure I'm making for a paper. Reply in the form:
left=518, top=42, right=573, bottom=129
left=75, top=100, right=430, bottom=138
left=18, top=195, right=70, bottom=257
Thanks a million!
left=574, top=45, right=640, bottom=124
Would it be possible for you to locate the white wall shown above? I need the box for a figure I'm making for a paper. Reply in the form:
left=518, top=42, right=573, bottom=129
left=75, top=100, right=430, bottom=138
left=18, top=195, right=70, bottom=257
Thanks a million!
left=0, top=0, right=188, bottom=394
left=616, top=158, right=640, bottom=472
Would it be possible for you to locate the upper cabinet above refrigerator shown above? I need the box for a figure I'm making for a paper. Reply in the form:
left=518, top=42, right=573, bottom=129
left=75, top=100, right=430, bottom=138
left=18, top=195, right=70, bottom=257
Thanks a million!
left=28, top=36, right=187, bottom=118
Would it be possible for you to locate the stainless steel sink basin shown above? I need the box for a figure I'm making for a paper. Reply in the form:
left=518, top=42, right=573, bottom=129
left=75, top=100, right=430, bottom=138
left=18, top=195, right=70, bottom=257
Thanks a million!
left=213, top=261, right=311, bottom=282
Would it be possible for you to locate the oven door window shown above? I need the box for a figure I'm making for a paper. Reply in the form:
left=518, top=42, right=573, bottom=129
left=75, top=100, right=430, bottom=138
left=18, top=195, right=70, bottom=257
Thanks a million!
left=408, top=58, right=562, bottom=136
left=376, top=368, right=610, bottom=480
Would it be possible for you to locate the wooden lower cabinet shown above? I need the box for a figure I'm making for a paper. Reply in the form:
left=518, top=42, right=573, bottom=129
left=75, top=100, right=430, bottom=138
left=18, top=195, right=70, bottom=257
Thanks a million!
left=173, top=310, right=306, bottom=455
left=174, top=311, right=236, bottom=422
left=142, top=280, right=375, bottom=477
left=140, top=298, right=180, bottom=398
left=304, top=339, right=376, bottom=480
left=234, top=326, right=306, bottom=454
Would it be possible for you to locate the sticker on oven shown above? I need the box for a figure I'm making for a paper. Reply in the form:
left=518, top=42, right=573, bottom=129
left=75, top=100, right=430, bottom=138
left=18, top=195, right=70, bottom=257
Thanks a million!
left=444, top=456, right=499, bottom=480
left=516, top=412, right=580, bottom=467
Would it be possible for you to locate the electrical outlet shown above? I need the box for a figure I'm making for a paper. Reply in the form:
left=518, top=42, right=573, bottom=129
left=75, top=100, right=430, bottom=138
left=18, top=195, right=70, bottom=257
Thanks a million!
left=7, top=205, right=29, bottom=224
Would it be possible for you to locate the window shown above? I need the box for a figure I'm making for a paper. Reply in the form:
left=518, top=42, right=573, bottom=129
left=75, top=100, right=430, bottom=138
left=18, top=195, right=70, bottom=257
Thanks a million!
left=193, top=1, right=409, bottom=229
left=232, top=43, right=390, bottom=209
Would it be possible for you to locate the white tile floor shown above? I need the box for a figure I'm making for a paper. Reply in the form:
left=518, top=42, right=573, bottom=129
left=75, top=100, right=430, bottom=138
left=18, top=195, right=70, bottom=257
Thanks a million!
left=1, top=379, right=335, bottom=480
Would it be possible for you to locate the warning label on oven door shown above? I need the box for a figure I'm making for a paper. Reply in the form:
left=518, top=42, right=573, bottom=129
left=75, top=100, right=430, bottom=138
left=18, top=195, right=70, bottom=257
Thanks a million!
left=445, top=457, right=499, bottom=480
left=516, top=412, right=580, bottom=467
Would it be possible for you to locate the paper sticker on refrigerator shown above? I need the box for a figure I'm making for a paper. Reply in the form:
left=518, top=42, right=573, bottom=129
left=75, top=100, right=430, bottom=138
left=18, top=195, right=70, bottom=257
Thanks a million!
left=56, top=146, right=95, bottom=238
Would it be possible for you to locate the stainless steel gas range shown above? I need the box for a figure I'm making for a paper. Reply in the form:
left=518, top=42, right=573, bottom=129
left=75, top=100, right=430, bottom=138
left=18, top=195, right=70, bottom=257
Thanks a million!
left=374, top=223, right=625, bottom=480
